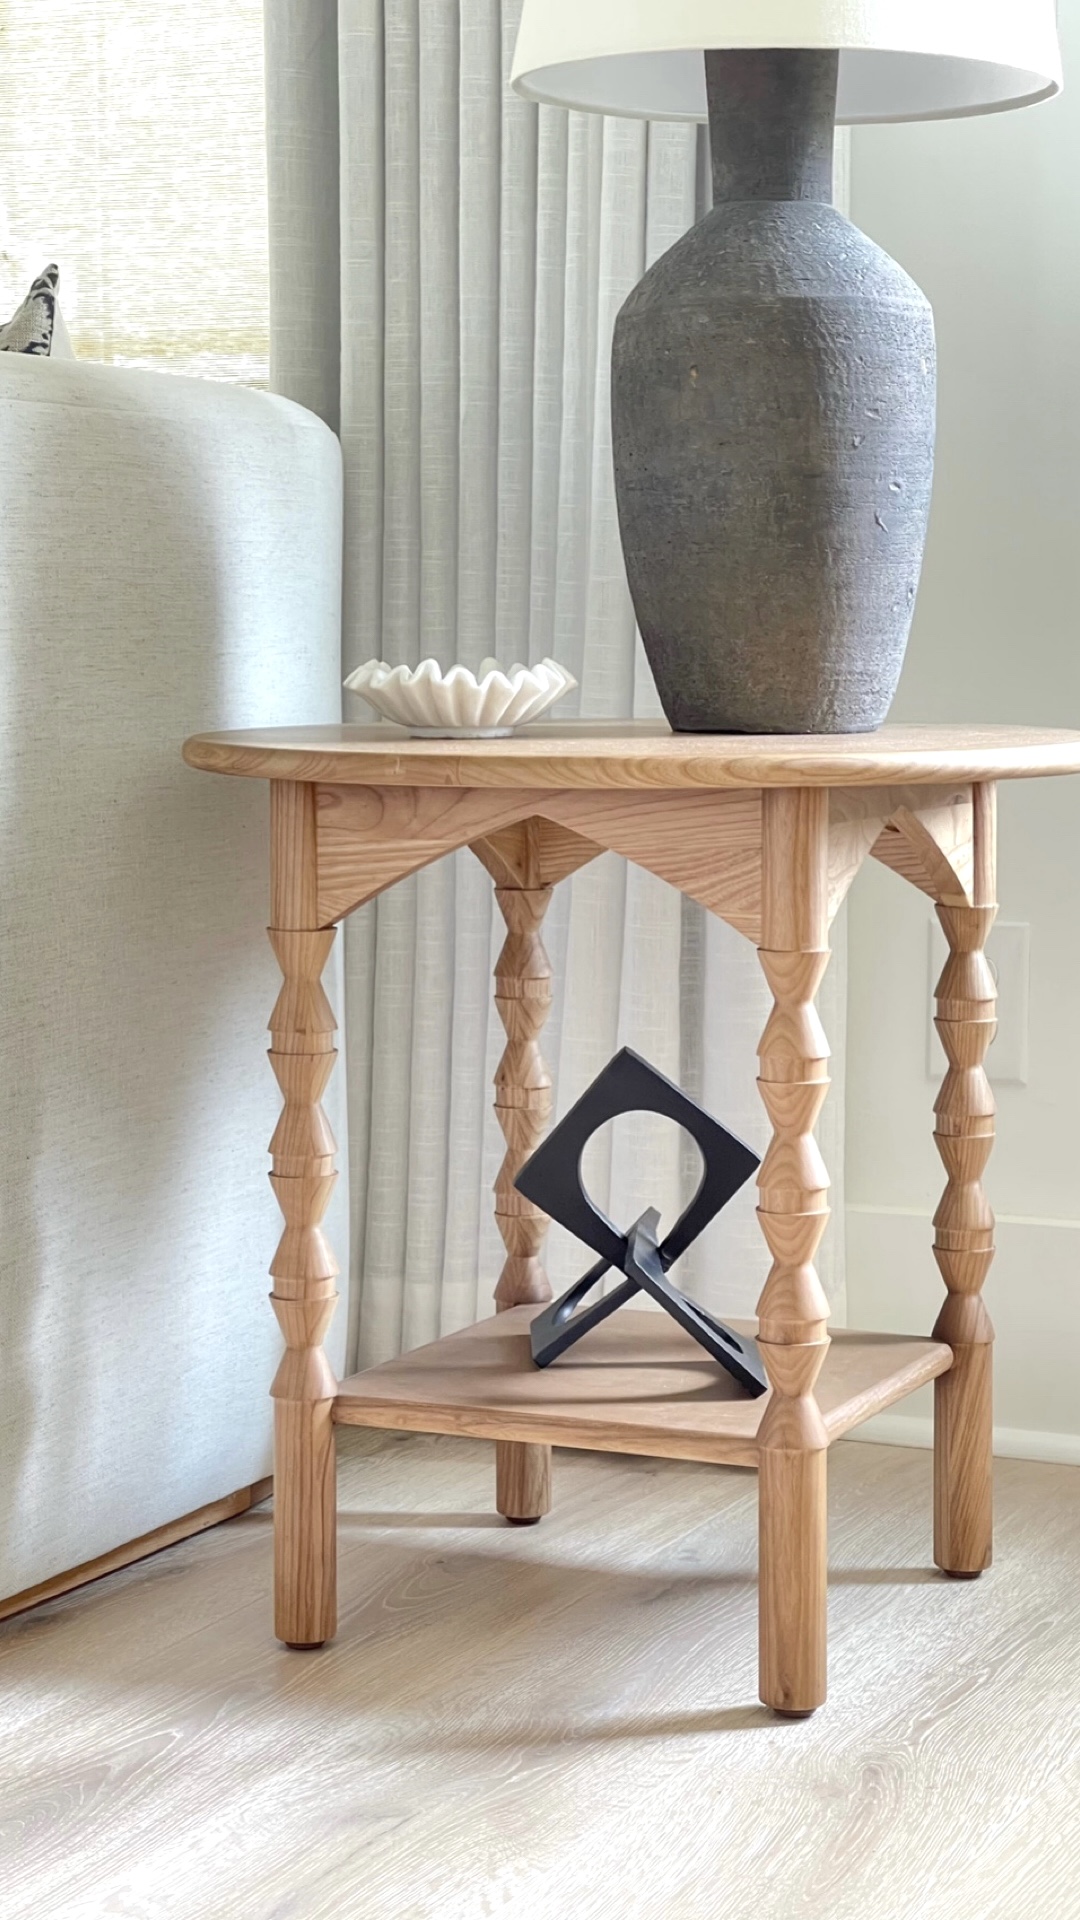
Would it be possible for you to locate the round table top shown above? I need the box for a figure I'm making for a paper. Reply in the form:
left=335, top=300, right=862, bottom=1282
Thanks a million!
left=182, top=721, right=1080, bottom=791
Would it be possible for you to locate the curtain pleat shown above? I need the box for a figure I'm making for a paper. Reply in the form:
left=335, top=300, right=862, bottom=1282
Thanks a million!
left=457, top=1, right=501, bottom=658
left=265, top=0, right=848, bottom=1368
left=265, top=0, right=340, bottom=421
left=496, top=10, right=538, bottom=661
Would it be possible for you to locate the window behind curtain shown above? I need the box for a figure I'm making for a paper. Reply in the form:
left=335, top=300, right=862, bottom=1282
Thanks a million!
left=0, top=0, right=269, bottom=382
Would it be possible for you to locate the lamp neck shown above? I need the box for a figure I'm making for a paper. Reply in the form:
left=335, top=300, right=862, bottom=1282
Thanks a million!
left=706, top=48, right=839, bottom=205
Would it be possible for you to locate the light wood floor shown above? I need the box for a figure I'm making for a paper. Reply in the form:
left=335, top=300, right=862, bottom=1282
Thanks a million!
left=3, top=1433, right=1079, bottom=1920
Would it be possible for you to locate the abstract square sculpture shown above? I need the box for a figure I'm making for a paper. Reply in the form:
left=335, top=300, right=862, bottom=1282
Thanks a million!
left=514, top=1047, right=767, bottom=1395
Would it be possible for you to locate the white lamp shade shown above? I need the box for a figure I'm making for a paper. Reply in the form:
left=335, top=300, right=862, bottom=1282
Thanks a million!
left=511, top=1, right=1063, bottom=124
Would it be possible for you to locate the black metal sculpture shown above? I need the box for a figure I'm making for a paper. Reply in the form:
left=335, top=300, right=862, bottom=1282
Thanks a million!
left=514, top=1048, right=768, bottom=1396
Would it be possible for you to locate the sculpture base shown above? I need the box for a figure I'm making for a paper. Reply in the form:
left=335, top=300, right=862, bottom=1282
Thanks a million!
left=529, top=1212, right=769, bottom=1397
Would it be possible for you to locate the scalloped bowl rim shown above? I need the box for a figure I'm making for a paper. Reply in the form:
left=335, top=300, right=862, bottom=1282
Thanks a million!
left=343, top=656, right=578, bottom=736
left=345, top=656, right=575, bottom=694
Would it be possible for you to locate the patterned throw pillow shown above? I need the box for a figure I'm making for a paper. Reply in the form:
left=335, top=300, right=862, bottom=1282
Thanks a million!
left=0, top=265, right=61, bottom=355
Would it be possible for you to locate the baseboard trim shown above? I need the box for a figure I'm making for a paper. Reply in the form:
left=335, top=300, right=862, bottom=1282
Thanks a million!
left=850, top=1415, right=1080, bottom=1468
left=0, top=1476, right=274, bottom=1624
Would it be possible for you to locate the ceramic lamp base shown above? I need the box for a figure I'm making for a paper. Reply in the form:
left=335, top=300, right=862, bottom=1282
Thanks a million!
left=611, top=49, right=936, bottom=734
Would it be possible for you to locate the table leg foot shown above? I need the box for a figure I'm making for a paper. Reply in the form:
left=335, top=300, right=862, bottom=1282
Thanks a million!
left=758, top=1445, right=828, bottom=1717
left=933, top=1331, right=993, bottom=1577
left=273, top=1390, right=337, bottom=1649
left=496, top=1440, right=551, bottom=1525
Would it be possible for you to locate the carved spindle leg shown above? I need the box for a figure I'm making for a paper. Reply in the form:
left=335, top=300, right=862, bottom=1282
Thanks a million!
left=755, top=789, right=832, bottom=1716
left=933, top=784, right=998, bottom=1577
left=493, top=883, right=554, bottom=1525
left=269, top=782, right=339, bottom=1648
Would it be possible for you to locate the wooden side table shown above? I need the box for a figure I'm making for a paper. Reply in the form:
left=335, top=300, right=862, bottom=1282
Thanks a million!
left=183, top=722, right=1080, bottom=1715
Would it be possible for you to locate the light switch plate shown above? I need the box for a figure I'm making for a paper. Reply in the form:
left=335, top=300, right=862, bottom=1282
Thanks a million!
left=927, top=919, right=1030, bottom=1085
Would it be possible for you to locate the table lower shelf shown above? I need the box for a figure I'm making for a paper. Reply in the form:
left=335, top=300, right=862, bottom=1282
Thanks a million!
left=333, top=1307, right=952, bottom=1469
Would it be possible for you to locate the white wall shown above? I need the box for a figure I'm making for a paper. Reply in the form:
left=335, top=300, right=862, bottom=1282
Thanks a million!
left=846, top=17, right=1080, bottom=1460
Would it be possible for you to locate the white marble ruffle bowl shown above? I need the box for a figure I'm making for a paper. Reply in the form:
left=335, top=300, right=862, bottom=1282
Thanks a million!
left=343, top=656, right=577, bottom=737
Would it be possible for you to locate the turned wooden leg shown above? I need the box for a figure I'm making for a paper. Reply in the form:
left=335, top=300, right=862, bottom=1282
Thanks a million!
left=492, top=882, right=554, bottom=1524
left=268, top=782, right=339, bottom=1647
left=755, top=789, right=832, bottom=1716
left=933, top=784, right=997, bottom=1578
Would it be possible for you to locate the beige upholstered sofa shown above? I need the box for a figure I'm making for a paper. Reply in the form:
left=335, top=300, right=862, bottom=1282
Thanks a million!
left=0, top=356, right=347, bottom=1600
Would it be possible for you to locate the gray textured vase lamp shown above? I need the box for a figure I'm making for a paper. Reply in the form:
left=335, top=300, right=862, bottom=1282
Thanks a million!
left=512, top=3, right=1062, bottom=734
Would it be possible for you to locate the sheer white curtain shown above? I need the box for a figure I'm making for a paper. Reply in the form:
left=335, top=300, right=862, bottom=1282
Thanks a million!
left=0, top=1, right=269, bottom=380
left=266, top=0, right=847, bottom=1368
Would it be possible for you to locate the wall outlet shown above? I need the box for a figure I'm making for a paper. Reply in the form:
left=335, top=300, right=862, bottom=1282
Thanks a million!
left=927, top=919, right=1030, bottom=1085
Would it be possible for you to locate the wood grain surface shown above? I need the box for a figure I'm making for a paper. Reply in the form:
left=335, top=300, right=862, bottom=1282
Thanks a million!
left=182, top=721, right=1080, bottom=791
left=268, top=782, right=340, bottom=1647
left=314, top=785, right=561, bottom=921
left=333, top=1309, right=952, bottom=1466
left=488, top=876, right=557, bottom=1524
left=2, top=1431, right=1078, bottom=1920
left=755, top=787, right=832, bottom=1711
left=827, top=784, right=975, bottom=917
left=932, top=784, right=998, bottom=1577
left=316, top=784, right=765, bottom=936
left=470, top=816, right=601, bottom=889
left=542, top=787, right=763, bottom=936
